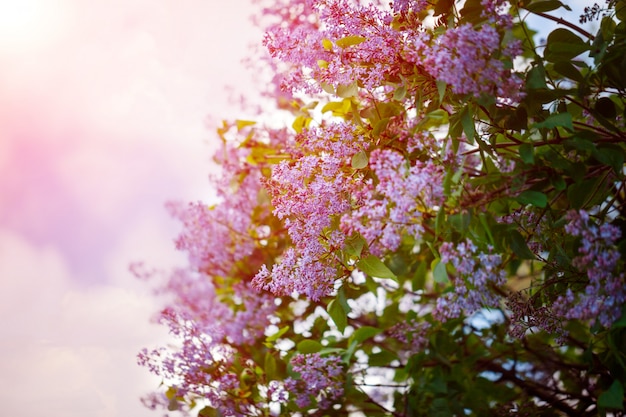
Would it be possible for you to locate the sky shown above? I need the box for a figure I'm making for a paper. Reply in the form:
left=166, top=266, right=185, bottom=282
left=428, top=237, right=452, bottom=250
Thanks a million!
left=0, top=0, right=261, bottom=416
left=0, top=1, right=597, bottom=416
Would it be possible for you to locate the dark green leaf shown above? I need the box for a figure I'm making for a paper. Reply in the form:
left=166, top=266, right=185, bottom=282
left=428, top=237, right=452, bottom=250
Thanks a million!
left=369, top=349, right=399, bottom=366
left=328, top=299, right=348, bottom=333
left=595, top=97, right=617, bottom=119
left=525, top=0, right=564, bottom=13
left=509, top=230, right=536, bottom=259
left=593, top=144, right=625, bottom=174
left=533, top=112, right=573, bottom=130
left=544, top=29, right=590, bottom=61
left=461, top=106, right=476, bottom=143
left=598, top=380, right=624, bottom=410
left=552, top=61, right=584, bottom=82
left=567, top=178, right=599, bottom=209
left=526, top=65, right=547, bottom=89
left=516, top=190, right=548, bottom=208
left=519, top=143, right=535, bottom=164
left=432, top=259, right=449, bottom=283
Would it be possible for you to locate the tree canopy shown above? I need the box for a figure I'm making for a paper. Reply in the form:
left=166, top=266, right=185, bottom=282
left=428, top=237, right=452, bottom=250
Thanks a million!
left=137, top=1, right=626, bottom=416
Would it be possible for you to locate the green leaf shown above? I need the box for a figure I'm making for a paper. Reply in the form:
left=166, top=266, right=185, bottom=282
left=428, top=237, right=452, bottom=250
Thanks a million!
left=335, top=35, right=366, bottom=48
left=519, top=143, right=535, bottom=164
left=432, top=259, right=449, bottom=284
left=264, top=353, right=277, bottom=380
left=593, top=144, right=625, bottom=174
left=372, top=118, right=390, bottom=138
left=344, top=234, right=366, bottom=258
left=328, top=299, right=348, bottom=333
left=533, top=112, right=573, bottom=130
left=369, top=349, right=399, bottom=366
left=595, top=97, right=617, bottom=119
left=509, top=230, right=536, bottom=259
left=350, top=326, right=382, bottom=345
left=567, top=178, right=598, bottom=209
left=336, top=81, right=359, bottom=98
left=525, top=0, right=566, bottom=13
left=357, top=255, right=397, bottom=280
left=461, top=106, right=476, bottom=143
left=544, top=28, right=590, bottom=61
left=393, top=85, right=407, bottom=101
left=436, top=80, right=446, bottom=104
left=526, top=65, right=547, bottom=89
left=351, top=150, right=368, bottom=169
left=598, top=380, right=624, bottom=410
left=516, top=190, right=548, bottom=208
left=297, top=340, right=323, bottom=354
left=552, top=61, right=584, bottom=82
left=266, top=325, right=289, bottom=343
left=198, top=406, right=221, bottom=417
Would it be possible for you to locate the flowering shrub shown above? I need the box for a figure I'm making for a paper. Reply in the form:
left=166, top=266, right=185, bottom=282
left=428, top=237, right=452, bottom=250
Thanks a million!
left=138, top=0, right=626, bottom=416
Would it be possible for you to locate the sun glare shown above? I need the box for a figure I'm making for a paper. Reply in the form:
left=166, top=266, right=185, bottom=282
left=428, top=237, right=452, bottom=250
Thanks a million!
left=0, top=0, right=66, bottom=51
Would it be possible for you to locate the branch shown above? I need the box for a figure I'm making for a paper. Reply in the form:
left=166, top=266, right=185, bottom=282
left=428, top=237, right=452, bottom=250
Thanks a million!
left=527, top=10, right=595, bottom=41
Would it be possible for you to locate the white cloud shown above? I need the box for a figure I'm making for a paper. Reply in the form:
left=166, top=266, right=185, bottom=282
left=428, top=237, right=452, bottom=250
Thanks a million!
left=0, top=231, right=169, bottom=417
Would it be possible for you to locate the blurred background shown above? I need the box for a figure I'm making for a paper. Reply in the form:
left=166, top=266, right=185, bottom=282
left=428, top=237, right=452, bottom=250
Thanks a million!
left=0, top=1, right=260, bottom=415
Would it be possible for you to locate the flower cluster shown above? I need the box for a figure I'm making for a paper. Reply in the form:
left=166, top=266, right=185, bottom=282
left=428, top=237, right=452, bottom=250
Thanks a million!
left=283, top=353, right=345, bottom=409
left=553, top=209, right=625, bottom=328
left=434, top=240, right=507, bottom=320
left=166, top=168, right=260, bottom=276
left=342, top=149, right=444, bottom=255
left=424, top=23, right=523, bottom=100
left=252, top=124, right=368, bottom=300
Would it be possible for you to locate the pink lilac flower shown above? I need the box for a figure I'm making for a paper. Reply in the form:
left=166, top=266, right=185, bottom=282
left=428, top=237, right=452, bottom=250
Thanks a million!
left=391, top=0, right=429, bottom=14
left=166, top=171, right=260, bottom=276
left=283, top=353, right=345, bottom=409
left=481, top=0, right=514, bottom=27
left=342, top=149, right=444, bottom=255
left=263, top=0, right=424, bottom=93
left=138, top=269, right=276, bottom=415
left=423, top=24, right=523, bottom=100
left=433, top=240, right=507, bottom=321
left=253, top=124, right=370, bottom=300
left=553, top=209, right=625, bottom=328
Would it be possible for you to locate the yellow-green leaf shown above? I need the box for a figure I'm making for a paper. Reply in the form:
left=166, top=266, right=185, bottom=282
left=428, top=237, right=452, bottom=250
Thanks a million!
left=351, top=150, right=368, bottom=169
left=235, top=119, right=256, bottom=131
left=335, top=35, right=366, bottom=48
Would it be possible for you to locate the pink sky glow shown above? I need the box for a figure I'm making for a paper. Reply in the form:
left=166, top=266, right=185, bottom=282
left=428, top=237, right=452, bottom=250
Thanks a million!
left=0, top=1, right=261, bottom=415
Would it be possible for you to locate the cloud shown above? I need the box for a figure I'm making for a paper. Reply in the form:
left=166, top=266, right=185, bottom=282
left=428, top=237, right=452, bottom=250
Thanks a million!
left=0, top=0, right=264, bottom=415
left=0, top=230, right=170, bottom=417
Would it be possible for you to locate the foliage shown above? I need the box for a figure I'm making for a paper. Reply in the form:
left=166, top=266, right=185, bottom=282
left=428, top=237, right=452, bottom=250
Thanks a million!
left=137, top=0, right=626, bottom=416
